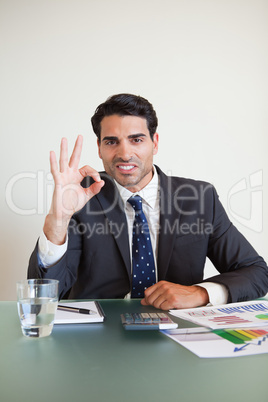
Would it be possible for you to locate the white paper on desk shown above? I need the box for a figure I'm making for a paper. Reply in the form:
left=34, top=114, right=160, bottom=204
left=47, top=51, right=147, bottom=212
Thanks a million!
left=54, top=301, right=105, bottom=324
left=161, top=326, right=268, bottom=358
left=169, top=300, right=268, bottom=329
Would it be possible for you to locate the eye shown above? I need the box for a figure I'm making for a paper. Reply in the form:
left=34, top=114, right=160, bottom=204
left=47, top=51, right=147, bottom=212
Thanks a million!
left=105, top=140, right=117, bottom=145
left=132, top=137, right=143, bottom=143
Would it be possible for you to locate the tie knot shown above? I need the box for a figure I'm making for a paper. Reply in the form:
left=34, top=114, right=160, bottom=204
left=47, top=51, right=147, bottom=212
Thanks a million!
left=128, top=195, right=143, bottom=212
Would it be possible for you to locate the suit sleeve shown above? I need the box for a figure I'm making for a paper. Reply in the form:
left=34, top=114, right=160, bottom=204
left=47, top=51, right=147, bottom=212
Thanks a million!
left=27, top=217, right=82, bottom=299
left=205, top=187, right=268, bottom=302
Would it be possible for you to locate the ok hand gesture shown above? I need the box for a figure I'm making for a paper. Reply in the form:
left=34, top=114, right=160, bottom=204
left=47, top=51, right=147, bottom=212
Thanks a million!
left=44, top=135, right=104, bottom=244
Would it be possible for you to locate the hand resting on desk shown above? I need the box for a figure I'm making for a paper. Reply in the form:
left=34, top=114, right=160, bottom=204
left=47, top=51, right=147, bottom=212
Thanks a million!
left=141, top=281, right=209, bottom=310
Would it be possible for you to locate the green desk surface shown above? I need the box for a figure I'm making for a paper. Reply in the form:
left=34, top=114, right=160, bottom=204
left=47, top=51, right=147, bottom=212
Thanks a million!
left=0, top=299, right=267, bottom=402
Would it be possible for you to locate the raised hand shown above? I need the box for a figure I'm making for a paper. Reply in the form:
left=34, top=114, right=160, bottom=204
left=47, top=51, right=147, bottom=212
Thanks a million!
left=44, top=135, right=104, bottom=244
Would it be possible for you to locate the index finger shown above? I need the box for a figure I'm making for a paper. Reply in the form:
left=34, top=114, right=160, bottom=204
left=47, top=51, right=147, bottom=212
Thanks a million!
left=79, top=165, right=102, bottom=183
left=59, top=137, right=69, bottom=172
left=49, top=150, right=58, bottom=178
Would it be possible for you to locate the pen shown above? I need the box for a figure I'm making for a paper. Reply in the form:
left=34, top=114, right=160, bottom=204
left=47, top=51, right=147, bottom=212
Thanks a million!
left=57, top=305, right=94, bottom=315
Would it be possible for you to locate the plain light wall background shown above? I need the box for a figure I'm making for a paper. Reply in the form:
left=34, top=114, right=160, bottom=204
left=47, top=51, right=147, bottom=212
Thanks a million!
left=1, top=0, right=267, bottom=300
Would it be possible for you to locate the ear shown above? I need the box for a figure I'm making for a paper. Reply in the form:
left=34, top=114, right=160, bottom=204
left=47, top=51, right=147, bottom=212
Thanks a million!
left=97, top=139, right=102, bottom=159
left=152, top=132, right=159, bottom=155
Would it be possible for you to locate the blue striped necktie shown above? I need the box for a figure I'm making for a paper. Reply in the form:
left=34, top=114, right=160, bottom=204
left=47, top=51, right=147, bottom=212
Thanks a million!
left=128, top=195, right=156, bottom=298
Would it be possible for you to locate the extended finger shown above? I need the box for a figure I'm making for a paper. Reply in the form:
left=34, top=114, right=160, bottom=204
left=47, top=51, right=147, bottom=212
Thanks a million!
left=69, top=135, right=83, bottom=169
left=49, top=150, right=59, bottom=178
left=59, top=137, right=69, bottom=172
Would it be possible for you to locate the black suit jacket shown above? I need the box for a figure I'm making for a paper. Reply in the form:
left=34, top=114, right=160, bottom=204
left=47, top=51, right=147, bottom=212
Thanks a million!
left=28, top=166, right=268, bottom=301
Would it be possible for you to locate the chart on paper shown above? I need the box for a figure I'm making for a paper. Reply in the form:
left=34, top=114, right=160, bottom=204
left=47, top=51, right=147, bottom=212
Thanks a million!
left=169, top=300, right=268, bottom=329
left=214, top=328, right=268, bottom=345
left=162, top=326, right=268, bottom=358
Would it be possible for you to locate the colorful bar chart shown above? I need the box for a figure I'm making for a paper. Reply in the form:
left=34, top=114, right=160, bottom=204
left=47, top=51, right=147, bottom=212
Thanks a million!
left=255, top=314, right=268, bottom=320
left=209, top=315, right=252, bottom=326
left=213, top=328, right=268, bottom=344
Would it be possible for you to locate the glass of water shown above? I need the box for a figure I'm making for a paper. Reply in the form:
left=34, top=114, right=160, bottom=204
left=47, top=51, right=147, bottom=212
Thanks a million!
left=16, top=279, right=59, bottom=338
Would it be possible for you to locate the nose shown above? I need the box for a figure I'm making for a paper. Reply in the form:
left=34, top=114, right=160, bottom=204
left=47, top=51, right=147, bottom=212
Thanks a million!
left=117, top=140, right=132, bottom=161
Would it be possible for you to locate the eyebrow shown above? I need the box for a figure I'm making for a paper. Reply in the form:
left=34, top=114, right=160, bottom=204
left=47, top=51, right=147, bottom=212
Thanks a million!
left=101, top=133, right=146, bottom=142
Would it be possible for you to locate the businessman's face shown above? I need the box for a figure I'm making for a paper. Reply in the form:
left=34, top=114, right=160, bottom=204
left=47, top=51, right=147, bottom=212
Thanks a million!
left=97, top=114, right=159, bottom=192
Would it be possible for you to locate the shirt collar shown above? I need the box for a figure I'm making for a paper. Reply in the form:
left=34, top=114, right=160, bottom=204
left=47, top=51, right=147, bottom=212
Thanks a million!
left=114, top=165, right=159, bottom=210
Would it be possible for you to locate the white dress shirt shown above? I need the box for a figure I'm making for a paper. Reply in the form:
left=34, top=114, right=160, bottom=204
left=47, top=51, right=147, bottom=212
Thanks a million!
left=38, top=166, right=228, bottom=305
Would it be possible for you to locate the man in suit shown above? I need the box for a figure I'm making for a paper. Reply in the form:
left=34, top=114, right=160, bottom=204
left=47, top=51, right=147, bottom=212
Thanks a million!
left=28, top=93, right=268, bottom=309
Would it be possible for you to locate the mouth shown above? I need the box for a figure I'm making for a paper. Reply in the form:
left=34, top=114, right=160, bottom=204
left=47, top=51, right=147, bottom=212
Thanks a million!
left=116, top=164, right=137, bottom=173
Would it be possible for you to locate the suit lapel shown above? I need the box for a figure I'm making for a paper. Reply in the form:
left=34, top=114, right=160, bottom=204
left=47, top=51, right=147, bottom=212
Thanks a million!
left=95, top=172, right=131, bottom=280
left=155, top=166, right=178, bottom=280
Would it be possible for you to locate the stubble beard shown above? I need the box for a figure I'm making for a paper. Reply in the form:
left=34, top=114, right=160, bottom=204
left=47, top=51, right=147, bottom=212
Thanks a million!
left=106, top=162, right=153, bottom=191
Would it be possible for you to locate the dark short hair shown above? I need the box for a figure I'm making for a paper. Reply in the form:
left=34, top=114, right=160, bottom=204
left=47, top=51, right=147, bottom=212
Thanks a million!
left=91, top=93, right=158, bottom=140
